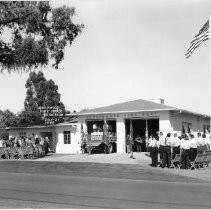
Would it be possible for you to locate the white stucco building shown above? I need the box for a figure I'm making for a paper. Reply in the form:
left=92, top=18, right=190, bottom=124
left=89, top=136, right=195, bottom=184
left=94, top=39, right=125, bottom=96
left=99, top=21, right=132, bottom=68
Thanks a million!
left=7, top=99, right=210, bottom=154
left=77, top=99, right=210, bottom=154
left=8, top=122, right=81, bottom=154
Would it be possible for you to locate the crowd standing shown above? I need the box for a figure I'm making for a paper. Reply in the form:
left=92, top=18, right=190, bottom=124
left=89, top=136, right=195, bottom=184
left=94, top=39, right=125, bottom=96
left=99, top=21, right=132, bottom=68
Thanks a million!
left=0, top=135, right=50, bottom=156
left=146, top=130, right=211, bottom=169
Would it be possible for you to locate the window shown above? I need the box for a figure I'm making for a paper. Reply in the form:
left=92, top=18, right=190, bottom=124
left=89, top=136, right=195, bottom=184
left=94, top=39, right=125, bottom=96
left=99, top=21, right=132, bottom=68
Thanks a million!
left=64, top=131, right=71, bottom=144
left=19, top=132, right=26, bottom=138
left=182, top=122, right=192, bottom=134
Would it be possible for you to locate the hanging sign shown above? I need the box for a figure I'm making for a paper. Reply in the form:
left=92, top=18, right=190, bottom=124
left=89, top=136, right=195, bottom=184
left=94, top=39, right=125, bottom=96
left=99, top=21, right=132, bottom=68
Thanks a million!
left=39, top=106, right=64, bottom=125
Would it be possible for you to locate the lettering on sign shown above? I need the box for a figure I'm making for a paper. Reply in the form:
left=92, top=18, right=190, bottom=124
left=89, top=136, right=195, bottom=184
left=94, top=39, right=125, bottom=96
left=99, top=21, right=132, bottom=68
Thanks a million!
left=39, top=106, right=64, bottom=125
left=85, top=111, right=159, bottom=120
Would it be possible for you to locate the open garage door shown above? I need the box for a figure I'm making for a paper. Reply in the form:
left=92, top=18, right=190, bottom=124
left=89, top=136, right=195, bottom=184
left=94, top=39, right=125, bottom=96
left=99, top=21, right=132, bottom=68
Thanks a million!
left=125, top=118, right=159, bottom=152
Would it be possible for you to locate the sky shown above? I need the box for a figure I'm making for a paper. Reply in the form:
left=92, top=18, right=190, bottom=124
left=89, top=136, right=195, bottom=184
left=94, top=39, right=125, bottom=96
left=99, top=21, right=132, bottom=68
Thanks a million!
left=0, top=0, right=211, bottom=115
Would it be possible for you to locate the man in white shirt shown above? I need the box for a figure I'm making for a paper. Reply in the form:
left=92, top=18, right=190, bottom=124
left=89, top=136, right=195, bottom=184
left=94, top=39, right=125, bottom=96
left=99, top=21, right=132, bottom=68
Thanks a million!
left=202, top=133, right=208, bottom=153
left=197, top=132, right=205, bottom=154
left=149, top=135, right=159, bottom=167
left=204, top=130, right=211, bottom=151
left=161, top=133, right=172, bottom=168
left=206, top=130, right=211, bottom=150
left=180, top=134, right=191, bottom=169
left=189, top=134, right=197, bottom=161
left=158, top=132, right=165, bottom=164
left=172, top=133, right=180, bottom=159
left=0, top=138, right=3, bottom=148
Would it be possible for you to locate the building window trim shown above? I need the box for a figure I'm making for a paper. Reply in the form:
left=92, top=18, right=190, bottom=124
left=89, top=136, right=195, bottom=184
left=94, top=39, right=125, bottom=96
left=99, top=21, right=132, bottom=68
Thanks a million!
left=64, top=131, right=71, bottom=144
left=19, top=132, right=26, bottom=138
left=182, top=122, right=192, bottom=134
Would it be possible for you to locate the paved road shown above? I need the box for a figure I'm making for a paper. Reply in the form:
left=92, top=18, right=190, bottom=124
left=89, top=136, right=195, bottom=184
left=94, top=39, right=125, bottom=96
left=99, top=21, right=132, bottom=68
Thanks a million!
left=0, top=161, right=210, bottom=208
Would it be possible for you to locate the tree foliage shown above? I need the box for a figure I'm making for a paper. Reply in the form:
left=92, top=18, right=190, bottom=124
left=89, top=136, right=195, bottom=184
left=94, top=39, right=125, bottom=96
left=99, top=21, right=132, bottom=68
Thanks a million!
left=0, top=109, right=18, bottom=128
left=24, top=71, right=65, bottom=112
left=18, top=71, right=65, bottom=126
left=0, top=109, right=18, bottom=139
left=16, top=110, right=44, bottom=127
left=0, top=71, right=66, bottom=128
left=0, top=1, right=83, bottom=72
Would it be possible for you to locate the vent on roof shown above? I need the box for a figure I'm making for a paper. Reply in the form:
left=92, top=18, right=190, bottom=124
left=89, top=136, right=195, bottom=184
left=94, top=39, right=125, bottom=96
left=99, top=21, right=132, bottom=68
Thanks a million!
left=147, top=98, right=165, bottom=104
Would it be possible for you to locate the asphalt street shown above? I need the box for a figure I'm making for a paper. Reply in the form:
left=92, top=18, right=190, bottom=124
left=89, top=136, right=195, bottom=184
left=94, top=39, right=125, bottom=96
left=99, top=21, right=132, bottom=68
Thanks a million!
left=0, top=161, right=210, bottom=208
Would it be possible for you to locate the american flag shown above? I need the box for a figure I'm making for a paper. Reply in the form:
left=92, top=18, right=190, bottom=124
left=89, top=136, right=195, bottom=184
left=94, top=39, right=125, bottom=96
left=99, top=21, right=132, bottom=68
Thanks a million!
left=185, top=20, right=209, bottom=58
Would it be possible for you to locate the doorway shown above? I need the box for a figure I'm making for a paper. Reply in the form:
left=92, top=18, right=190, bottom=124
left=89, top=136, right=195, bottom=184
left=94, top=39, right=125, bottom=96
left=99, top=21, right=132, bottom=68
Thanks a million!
left=125, top=118, right=159, bottom=152
left=40, top=132, right=53, bottom=151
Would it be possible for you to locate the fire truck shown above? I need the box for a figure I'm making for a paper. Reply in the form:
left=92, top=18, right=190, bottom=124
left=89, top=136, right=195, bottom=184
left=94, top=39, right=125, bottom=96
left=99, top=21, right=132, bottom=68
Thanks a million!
left=81, top=133, right=117, bottom=154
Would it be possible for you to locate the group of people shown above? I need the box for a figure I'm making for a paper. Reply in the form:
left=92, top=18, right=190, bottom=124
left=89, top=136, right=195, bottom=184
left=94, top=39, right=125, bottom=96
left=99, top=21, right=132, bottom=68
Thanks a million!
left=0, top=135, right=50, bottom=156
left=147, top=130, right=211, bottom=169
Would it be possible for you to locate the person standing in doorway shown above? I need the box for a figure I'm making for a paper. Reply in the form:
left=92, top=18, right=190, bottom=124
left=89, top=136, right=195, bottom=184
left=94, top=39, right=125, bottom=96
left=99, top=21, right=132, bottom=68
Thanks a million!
left=135, top=135, right=142, bottom=152
left=44, top=137, right=50, bottom=155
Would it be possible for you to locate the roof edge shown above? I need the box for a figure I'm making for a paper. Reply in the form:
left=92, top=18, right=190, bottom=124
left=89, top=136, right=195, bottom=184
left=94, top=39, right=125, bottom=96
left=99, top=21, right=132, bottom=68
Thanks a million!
left=175, top=109, right=210, bottom=118
left=77, top=108, right=177, bottom=116
left=6, top=123, right=75, bottom=130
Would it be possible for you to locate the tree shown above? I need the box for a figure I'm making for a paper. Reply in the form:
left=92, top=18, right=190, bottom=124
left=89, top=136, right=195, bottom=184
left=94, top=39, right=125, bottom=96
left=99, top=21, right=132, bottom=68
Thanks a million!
left=0, top=109, right=18, bottom=139
left=0, top=109, right=18, bottom=128
left=24, top=71, right=65, bottom=112
left=19, top=71, right=65, bottom=126
left=0, top=1, right=83, bottom=72
left=16, top=110, right=44, bottom=127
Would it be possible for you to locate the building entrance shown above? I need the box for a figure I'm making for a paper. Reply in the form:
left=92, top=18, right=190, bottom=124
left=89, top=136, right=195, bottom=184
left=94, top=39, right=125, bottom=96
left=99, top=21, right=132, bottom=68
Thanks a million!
left=86, top=120, right=117, bottom=153
left=125, top=118, right=159, bottom=152
left=40, top=132, right=53, bottom=151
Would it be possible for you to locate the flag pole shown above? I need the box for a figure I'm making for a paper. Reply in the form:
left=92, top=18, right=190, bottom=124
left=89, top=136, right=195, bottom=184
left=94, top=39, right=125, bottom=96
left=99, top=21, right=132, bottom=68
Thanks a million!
left=210, top=11, right=211, bottom=131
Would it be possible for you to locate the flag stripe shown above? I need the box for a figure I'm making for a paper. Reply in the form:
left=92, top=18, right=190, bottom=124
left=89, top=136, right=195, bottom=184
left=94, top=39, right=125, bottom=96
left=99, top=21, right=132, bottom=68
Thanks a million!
left=185, top=20, right=209, bottom=58
left=190, top=28, right=209, bottom=45
left=187, top=34, right=209, bottom=54
left=186, top=33, right=209, bottom=57
left=186, top=36, right=209, bottom=58
left=186, top=28, right=209, bottom=53
left=186, top=32, right=209, bottom=57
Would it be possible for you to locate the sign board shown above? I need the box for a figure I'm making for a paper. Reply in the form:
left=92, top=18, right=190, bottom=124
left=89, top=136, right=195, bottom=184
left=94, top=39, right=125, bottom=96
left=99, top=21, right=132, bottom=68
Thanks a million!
left=38, top=106, right=64, bottom=125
